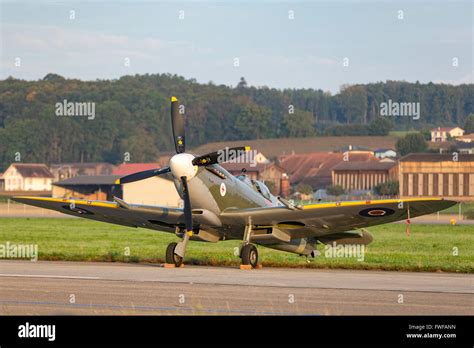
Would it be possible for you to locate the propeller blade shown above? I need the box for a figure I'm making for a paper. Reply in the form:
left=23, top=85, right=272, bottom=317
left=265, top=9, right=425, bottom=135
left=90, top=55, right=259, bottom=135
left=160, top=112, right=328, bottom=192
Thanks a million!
left=173, top=176, right=194, bottom=259
left=192, top=146, right=251, bottom=166
left=180, top=176, right=193, bottom=234
left=115, top=167, right=171, bottom=184
left=171, top=96, right=185, bottom=154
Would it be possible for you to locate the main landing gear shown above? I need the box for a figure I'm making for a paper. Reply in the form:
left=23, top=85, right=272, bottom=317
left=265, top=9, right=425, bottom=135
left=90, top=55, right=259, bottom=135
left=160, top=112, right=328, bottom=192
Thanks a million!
left=238, top=216, right=259, bottom=269
left=165, top=220, right=261, bottom=269
left=240, top=243, right=259, bottom=268
left=165, top=227, right=191, bottom=267
left=166, top=242, right=183, bottom=267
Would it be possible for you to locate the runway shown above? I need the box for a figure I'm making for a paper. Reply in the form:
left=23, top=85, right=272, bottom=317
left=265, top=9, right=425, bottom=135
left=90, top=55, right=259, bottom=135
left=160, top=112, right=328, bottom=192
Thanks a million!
left=0, top=260, right=472, bottom=315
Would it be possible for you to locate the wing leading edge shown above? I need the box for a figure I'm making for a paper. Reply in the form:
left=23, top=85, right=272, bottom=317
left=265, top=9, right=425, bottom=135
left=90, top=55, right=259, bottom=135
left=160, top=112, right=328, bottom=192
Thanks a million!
left=11, top=196, right=185, bottom=232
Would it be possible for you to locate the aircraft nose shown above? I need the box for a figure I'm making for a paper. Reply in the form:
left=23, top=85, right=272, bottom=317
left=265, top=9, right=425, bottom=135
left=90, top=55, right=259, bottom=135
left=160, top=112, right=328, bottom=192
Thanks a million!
left=169, top=153, right=197, bottom=180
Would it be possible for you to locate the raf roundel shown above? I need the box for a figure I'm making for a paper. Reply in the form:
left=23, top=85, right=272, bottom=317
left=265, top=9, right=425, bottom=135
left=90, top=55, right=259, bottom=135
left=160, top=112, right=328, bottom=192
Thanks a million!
left=220, top=182, right=227, bottom=197
left=358, top=207, right=395, bottom=218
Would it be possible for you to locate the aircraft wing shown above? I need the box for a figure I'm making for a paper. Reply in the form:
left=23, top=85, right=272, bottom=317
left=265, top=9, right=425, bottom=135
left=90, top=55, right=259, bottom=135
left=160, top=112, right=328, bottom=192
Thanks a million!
left=220, top=198, right=457, bottom=240
left=11, top=196, right=186, bottom=233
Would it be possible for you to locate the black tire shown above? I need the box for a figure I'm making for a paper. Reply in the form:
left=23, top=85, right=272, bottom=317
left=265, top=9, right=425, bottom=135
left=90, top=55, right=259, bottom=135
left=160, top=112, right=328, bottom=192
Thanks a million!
left=166, top=242, right=183, bottom=267
left=241, top=244, right=258, bottom=268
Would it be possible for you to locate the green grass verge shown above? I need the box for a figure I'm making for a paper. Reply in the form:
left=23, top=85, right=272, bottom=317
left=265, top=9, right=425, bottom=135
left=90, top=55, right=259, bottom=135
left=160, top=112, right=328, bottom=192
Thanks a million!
left=0, top=196, right=12, bottom=203
left=438, top=202, right=474, bottom=215
left=0, top=218, right=472, bottom=273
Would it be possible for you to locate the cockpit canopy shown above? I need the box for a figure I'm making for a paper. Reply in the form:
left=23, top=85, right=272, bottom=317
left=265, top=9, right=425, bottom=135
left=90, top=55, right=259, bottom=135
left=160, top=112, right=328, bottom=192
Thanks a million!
left=237, top=175, right=272, bottom=201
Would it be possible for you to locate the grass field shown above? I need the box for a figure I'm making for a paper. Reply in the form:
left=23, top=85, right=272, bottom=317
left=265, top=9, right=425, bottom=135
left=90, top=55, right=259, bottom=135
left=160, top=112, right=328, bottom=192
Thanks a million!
left=388, top=130, right=420, bottom=137
left=439, top=202, right=474, bottom=215
left=0, top=218, right=472, bottom=273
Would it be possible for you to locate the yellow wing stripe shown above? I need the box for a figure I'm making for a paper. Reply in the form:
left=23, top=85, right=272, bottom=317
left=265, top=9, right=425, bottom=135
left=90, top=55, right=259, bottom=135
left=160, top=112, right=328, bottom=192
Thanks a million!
left=13, top=196, right=118, bottom=209
left=302, top=197, right=445, bottom=210
left=15, top=196, right=448, bottom=212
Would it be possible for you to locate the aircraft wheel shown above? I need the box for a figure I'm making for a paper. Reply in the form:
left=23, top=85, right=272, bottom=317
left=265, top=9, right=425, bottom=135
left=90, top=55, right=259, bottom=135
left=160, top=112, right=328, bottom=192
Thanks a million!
left=241, top=244, right=258, bottom=268
left=166, top=242, right=183, bottom=267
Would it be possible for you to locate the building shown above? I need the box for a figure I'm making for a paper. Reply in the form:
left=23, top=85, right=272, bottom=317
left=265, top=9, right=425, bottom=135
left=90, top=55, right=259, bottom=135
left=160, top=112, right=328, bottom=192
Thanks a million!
left=113, top=163, right=159, bottom=176
left=52, top=175, right=122, bottom=201
left=254, top=152, right=271, bottom=164
left=457, top=142, right=474, bottom=155
left=50, top=162, right=115, bottom=182
left=278, top=152, right=378, bottom=190
left=332, top=161, right=398, bottom=192
left=430, top=127, right=464, bottom=142
left=399, top=153, right=474, bottom=201
left=457, top=134, right=474, bottom=143
left=336, top=145, right=374, bottom=156
left=52, top=173, right=181, bottom=207
left=0, top=173, right=4, bottom=191
left=374, top=148, right=397, bottom=159
left=3, top=163, right=54, bottom=191
left=112, top=163, right=181, bottom=206
left=379, top=157, right=397, bottom=163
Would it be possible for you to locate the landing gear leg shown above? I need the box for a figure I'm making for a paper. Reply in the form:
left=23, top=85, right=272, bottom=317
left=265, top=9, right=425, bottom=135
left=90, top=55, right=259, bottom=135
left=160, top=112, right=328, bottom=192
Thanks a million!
left=239, top=217, right=259, bottom=269
left=165, top=228, right=192, bottom=267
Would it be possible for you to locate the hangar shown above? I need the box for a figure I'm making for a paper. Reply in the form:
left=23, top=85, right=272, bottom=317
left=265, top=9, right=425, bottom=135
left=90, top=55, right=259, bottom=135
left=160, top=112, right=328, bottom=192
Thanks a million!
left=399, top=153, right=474, bottom=201
left=52, top=174, right=181, bottom=207
left=332, top=161, right=398, bottom=191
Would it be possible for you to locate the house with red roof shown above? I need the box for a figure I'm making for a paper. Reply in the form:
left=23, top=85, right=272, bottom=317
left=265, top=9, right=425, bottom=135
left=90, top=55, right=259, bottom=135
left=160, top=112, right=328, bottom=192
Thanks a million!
left=456, top=133, right=474, bottom=143
left=278, top=152, right=378, bottom=190
left=3, top=163, right=54, bottom=191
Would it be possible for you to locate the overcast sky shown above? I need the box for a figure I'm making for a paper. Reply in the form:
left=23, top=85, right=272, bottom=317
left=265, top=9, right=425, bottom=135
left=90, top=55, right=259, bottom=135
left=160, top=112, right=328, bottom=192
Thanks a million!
left=1, top=0, right=472, bottom=93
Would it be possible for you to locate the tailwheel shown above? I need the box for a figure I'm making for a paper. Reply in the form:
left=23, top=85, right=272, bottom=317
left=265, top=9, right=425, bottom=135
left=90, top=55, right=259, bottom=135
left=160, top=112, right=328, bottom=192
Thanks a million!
left=166, top=242, right=183, bottom=267
left=240, top=244, right=258, bottom=269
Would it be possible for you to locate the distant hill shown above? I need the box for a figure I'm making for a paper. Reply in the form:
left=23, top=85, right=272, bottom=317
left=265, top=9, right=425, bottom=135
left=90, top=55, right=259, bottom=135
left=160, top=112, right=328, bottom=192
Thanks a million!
left=192, top=136, right=399, bottom=158
left=1, top=73, right=472, bottom=171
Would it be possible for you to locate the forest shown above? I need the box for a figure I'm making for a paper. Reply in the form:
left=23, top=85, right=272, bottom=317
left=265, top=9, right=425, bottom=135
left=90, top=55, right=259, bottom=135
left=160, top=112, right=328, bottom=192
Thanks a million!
left=0, top=73, right=473, bottom=171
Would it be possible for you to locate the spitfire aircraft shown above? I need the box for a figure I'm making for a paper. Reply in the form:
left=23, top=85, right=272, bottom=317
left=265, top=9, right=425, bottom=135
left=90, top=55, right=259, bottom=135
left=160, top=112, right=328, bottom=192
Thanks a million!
left=13, top=97, right=457, bottom=268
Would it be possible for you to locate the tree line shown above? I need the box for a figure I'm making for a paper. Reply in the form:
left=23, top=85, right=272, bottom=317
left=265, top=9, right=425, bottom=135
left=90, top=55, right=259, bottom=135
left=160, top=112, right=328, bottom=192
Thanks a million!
left=0, top=73, right=473, bottom=171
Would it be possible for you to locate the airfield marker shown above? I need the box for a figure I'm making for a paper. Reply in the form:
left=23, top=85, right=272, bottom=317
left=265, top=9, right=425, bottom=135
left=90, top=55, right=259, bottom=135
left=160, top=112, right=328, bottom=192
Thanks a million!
left=239, top=264, right=262, bottom=270
left=164, top=263, right=184, bottom=268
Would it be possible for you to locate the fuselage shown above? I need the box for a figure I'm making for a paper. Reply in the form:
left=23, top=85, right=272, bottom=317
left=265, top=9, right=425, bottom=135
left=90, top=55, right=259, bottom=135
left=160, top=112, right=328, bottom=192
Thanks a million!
left=171, top=163, right=283, bottom=239
left=175, top=164, right=281, bottom=213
